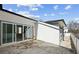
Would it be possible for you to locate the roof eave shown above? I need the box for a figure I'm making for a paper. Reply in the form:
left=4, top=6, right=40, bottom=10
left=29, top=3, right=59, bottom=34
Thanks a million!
left=0, top=9, right=38, bottom=22
left=45, top=19, right=66, bottom=26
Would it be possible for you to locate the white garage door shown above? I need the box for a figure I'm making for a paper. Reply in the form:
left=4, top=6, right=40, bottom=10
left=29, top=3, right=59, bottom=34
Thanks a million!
left=37, top=22, right=60, bottom=45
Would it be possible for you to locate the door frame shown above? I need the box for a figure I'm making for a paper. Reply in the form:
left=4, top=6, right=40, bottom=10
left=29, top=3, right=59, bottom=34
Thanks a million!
left=1, top=21, right=14, bottom=44
left=0, top=21, right=34, bottom=46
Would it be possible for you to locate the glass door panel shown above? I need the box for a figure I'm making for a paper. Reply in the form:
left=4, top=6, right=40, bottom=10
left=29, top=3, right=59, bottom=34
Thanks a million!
left=2, top=23, right=13, bottom=44
left=16, top=25, right=23, bottom=41
left=0, top=21, right=1, bottom=45
left=3, top=23, right=7, bottom=44
left=27, top=26, right=33, bottom=39
left=24, top=26, right=27, bottom=40
left=14, top=25, right=16, bottom=42
left=7, top=24, right=12, bottom=43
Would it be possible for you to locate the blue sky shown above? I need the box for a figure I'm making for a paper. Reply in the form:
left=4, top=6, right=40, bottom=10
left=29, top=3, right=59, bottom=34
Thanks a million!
left=3, top=4, right=79, bottom=24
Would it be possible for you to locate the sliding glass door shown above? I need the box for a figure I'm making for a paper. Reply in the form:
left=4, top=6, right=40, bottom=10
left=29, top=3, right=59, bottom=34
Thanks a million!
left=2, top=23, right=13, bottom=44
left=2, top=23, right=24, bottom=43
left=1, top=22, right=33, bottom=45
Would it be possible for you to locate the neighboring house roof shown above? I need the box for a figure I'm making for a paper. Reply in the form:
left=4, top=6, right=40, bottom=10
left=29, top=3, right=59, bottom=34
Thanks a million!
left=0, top=4, right=37, bottom=22
left=45, top=19, right=66, bottom=27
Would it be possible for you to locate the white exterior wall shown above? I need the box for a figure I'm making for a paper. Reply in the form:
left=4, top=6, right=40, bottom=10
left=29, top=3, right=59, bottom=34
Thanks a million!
left=37, top=22, right=60, bottom=45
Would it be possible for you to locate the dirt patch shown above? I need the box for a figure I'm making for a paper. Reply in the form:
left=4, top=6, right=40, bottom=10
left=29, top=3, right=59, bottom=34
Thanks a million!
left=0, top=40, right=75, bottom=54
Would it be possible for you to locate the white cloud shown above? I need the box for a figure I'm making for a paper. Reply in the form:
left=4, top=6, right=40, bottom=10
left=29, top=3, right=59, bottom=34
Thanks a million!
left=44, top=14, right=48, bottom=16
left=59, top=12, right=68, bottom=15
left=17, top=4, right=43, bottom=8
left=74, top=18, right=79, bottom=23
left=51, top=13, right=55, bottom=16
left=75, top=18, right=79, bottom=20
left=16, top=11, right=34, bottom=17
left=8, top=8, right=13, bottom=11
left=53, top=5, right=58, bottom=10
left=44, top=13, right=55, bottom=16
left=65, top=5, right=72, bottom=10
left=17, top=4, right=43, bottom=11
left=15, top=9, right=18, bottom=11
left=28, top=14, right=40, bottom=18
left=34, top=15, right=40, bottom=18
left=30, top=7, right=38, bottom=11
left=17, top=4, right=21, bottom=7
left=16, top=10, right=40, bottom=18
left=17, top=11, right=29, bottom=16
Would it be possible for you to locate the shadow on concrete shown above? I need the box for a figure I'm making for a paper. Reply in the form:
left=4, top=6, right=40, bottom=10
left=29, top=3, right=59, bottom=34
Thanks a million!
left=59, top=45, right=76, bottom=54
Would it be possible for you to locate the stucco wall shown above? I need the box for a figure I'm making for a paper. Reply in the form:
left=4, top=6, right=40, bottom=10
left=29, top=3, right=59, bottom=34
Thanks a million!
left=37, top=22, right=60, bottom=45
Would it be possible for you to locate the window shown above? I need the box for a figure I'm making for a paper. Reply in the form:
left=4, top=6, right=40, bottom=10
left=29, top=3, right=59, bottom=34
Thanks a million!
left=18, top=27, right=22, bottom=34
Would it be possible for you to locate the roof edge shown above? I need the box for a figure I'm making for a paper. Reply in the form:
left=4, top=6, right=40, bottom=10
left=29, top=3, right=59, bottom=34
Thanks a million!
left=0, top=9, right=37, bottom=22
left=45, top=19, right=66, bottom=26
